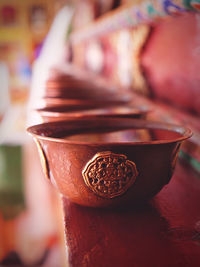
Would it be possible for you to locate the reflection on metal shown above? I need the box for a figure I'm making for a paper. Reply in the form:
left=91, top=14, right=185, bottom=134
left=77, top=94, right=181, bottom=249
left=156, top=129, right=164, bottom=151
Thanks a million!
left=34, top=138, right=50, bottom=180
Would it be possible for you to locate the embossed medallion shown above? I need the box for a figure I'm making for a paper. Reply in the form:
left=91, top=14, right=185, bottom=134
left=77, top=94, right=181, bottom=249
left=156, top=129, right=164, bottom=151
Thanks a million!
left=82, top=151, right=138, bottom=199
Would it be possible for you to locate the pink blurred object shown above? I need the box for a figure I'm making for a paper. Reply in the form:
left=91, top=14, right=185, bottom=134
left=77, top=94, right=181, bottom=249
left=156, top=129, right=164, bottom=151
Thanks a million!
left=142, top=13, right=200, bottom=115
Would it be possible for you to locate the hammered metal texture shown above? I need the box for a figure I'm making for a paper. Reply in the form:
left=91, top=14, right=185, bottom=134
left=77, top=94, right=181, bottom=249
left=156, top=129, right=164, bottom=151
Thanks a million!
left=34, top=139, right=50, bottom=180
left=82, top=151, right=138, bottom=199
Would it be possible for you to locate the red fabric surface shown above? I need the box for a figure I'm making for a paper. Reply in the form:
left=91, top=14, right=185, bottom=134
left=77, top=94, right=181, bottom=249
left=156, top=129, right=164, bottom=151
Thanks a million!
left=63, top=163, right=200, bottom=267
left=142, top=13, right=200, bottom=115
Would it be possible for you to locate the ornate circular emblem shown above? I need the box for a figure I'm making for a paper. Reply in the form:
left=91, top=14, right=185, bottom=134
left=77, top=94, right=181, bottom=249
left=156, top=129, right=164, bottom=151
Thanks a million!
left=82, top=151, right=138, bottom=199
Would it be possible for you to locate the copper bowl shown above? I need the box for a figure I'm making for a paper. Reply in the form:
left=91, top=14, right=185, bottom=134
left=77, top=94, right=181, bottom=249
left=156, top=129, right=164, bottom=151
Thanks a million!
left=36, top=105, right=149, bottom=122
left=27, top=117, right=192, bottom=208
left=35, top=97, right=130, bottom=109
left=45, top=72, right=133, bottom=102
left=44, top=85, right=132, bottom=101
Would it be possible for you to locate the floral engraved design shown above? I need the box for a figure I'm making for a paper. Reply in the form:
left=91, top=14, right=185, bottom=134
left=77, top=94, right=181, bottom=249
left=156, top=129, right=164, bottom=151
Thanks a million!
left=82, top=152, right=138, bottom=199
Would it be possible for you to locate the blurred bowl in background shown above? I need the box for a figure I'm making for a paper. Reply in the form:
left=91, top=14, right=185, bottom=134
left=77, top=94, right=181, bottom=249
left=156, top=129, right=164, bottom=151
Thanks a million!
left=35, top=105, right=149, bottom=122
left=35, top=95, right=132, bottom=109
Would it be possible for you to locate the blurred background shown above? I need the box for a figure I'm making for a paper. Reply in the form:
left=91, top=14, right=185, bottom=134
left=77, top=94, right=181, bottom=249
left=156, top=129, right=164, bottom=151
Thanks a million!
left=0, top=0, right=200, bottom=266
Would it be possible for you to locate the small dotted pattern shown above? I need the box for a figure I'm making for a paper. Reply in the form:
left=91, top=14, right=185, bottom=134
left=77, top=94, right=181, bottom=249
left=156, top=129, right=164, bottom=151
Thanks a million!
left=82, top=152, right=138, bottom=199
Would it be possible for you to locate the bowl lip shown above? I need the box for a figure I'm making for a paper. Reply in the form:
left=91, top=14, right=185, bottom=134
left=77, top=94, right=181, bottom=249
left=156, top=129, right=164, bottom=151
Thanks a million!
left=41, top=97, right=130, bottom=104
left=33, top=98, right=131, bottom=110
left=27, top=118, right=192, bottom=146
left=39, top=98, right=97, bottom=106
left=35, top=105, right=149, bottom=118
left=43, top=92, right=132, bottom=102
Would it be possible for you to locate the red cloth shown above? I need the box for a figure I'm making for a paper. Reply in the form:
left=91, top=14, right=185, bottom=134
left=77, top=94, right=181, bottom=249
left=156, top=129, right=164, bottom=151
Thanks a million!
left=142, top=13, right=200, bottom=115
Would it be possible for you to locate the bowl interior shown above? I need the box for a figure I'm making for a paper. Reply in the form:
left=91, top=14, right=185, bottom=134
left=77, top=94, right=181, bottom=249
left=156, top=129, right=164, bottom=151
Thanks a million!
left=27, top=117, right=192, bottom=145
